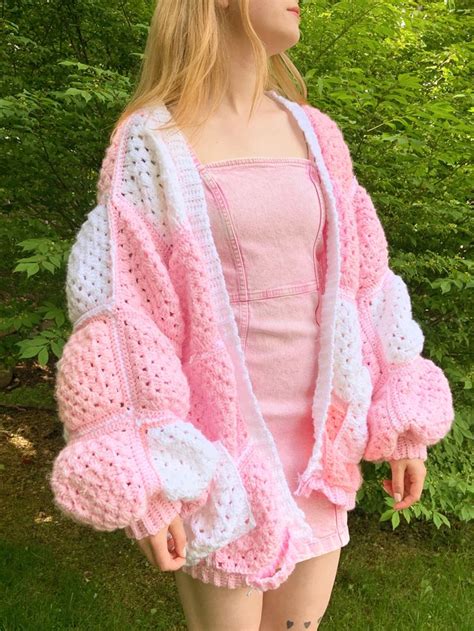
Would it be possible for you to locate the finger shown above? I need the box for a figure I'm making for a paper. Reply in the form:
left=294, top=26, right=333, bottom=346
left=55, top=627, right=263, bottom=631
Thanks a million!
left=391, top=462, right=406, bottom=506
left=395, top=492, right=417, bottom=510
left=167, top=532, right=176, bottom=554
left=149, top=530, right=186, bottom=572
left=136, top=531, right=183, bottom=571
left=168, top=517, right=187, bottom=558
left=396, top=471, right=425, bottom=510
left=382, top=479, right=393, bottom=496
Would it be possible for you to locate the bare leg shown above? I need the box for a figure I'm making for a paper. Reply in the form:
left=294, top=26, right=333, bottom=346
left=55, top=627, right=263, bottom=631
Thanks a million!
left=174, top=568, right=264, bottom=631
left=259, top=548, right=342, bottom=630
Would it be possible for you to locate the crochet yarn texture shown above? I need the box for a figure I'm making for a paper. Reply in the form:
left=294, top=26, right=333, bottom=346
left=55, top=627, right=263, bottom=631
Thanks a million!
left=49, top=90, right=454, bottom=591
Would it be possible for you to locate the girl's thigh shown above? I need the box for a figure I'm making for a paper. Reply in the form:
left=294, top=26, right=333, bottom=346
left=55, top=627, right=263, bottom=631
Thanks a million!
left=173, top=568, right=263, bottom=631
left=259, top=548, right=342, bottom=631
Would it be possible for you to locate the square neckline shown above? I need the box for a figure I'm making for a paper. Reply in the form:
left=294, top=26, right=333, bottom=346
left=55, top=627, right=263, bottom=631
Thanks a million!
left=181, top=90, right=315, bottom=170
left=193, top=154, right=315, bottom=171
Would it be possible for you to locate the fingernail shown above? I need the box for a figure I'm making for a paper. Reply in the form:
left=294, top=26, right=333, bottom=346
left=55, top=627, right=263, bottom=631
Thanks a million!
left=394, top=493, right=402, bottom=503
left=182, top=546, right=187, bottom=557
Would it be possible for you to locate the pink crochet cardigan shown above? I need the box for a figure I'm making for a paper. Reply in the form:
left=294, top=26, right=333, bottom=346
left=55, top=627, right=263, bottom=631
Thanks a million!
left=49, top=89, right=454, bottom=591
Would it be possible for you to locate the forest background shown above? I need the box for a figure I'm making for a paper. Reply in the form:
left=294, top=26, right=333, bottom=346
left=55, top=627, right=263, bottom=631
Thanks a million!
left=0, top=1, right=472, bottom=629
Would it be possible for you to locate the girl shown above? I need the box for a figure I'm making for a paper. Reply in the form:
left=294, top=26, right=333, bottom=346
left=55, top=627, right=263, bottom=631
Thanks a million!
left=165, top=3, right=350, bottom=627
left=50, top=1, right=454, bottom=629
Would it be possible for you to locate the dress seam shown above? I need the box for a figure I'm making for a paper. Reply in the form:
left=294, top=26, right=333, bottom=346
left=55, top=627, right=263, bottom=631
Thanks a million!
left=199, top=157, right=314, bottom=169
left=228, top=279, right=320, bottom=302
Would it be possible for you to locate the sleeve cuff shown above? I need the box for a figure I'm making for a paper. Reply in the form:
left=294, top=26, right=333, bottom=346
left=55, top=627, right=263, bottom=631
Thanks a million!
left=124, top=492, right=182, bottom=540
left=389, top=433, right=428, bottom=461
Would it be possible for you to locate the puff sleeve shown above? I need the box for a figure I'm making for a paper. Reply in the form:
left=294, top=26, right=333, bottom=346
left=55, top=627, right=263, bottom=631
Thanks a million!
left=352, top=177, right=455, bottom=462
left=49, top=113, right=223, bottom=539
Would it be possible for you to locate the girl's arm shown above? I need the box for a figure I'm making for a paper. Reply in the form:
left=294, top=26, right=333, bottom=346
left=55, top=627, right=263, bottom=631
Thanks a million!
left=352, top=177, right=455, bottom=463
left=50, top=115, right=222, bottom=540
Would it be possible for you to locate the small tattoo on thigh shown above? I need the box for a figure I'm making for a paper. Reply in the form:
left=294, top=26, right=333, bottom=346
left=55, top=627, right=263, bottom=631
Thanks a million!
left=285, top=617, right=322, bottom=628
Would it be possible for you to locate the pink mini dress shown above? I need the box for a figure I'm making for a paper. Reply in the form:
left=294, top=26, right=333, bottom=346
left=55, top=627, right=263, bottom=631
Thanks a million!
left=187, top=142, right=350, bottom=562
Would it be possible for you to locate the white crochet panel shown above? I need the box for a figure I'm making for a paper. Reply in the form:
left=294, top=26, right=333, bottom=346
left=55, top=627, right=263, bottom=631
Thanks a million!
left=183, top=440, right=257, bottom=566
left=333, top=296, right=372, bottom=403
left=66, top=203, right=113, bottom=325
left=146, top=420, right=222, bottom=502
left=118, top=115, right=172, bottom=247
left=369, top=269, right=424, bottom=364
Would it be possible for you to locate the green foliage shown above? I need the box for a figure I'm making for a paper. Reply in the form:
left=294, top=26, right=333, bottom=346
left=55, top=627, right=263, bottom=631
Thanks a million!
left=1, top=0, right=472, bottom=526
left=292, top=0, right=473, bottom=527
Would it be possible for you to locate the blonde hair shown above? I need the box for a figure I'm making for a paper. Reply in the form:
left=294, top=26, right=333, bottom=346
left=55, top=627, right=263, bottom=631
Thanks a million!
left=111, top=0, right=309, bottom=141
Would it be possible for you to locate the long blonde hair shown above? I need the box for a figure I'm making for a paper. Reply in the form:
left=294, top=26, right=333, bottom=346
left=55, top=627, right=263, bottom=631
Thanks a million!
left=111, top=0, right=309, bottom=141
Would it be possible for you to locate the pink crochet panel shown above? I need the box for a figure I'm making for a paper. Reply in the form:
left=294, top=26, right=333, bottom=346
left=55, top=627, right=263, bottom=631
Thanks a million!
left=352, top=180, right=454, bottom=462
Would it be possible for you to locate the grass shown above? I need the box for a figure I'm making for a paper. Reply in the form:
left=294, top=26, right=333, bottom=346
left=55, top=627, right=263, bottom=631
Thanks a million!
left=1, top=401, right=472, bottom=630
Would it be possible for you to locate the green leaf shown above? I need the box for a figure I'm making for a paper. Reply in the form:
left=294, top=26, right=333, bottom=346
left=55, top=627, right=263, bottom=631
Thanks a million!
left=391, top=510, right=400, bottom=529
left=38, top=348, right=49, bottom=366
left=18, top=345, right=42, bottom=359
left=380, top=509, right=394, bottom=522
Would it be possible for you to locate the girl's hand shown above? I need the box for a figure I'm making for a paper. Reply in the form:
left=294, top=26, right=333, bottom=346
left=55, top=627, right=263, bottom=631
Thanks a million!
left=135, top=514, right=187, bottom=571
left=382, top=458, right=427, bottom=510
